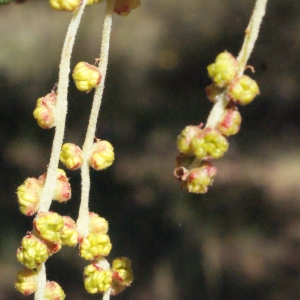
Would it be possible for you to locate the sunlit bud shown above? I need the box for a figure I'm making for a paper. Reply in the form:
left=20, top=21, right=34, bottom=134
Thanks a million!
left=207, top=52, right=238, bottom=88
left=60, top=143, right=83, bottom=170
left=191, top=128, right=229, bottom=159
left=33, top=93, right=57, bottom=129
left=205, top=83, right=225, bottom=103
left=49, top=0, right=81, bottom=11
left=112, top=257, right=133, bottom=287
left=84, top=263, right=112, bottom=293
left=89, top=140, right=115, bottom=171
left=87, top=0, right=103, bottom=4
left=186, top=162, right=217, bottom=194
left=79, top=233, right=112, bottom=260
left=218, top=106, right=242, bottom=136
left=45, top=281, right=66, bottom=300
left=17, top=178, right=43, bottom=216
left=177, top=125, right=202, bottom=155
left=15, top=268, right=38, bottom=296
left=60, top=216, right=78, bottom=247
left=228, top=75, right=260, bottom=105
left=113, top=0, right=140, bottom=16
left=34, top=211, right=64, bottom=243
left=72, top=62, right=101, bottom=92
left=16, top=234, right=49, bottom=269
left=89, top=212, right=109, bottom=234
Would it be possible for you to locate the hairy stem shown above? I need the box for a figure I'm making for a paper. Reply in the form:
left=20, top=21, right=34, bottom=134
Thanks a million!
left=77, top=0, right=114, bottom=238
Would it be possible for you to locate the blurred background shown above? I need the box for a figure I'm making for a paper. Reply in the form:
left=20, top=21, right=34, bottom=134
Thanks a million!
left=1, top=0, right=300, bottom=299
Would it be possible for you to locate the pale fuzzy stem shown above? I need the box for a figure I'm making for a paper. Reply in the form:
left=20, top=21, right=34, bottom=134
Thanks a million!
left=97, top=257, right=112, bottom=300
left=34, top=2, right=88, bottom=300
left=77, top=0, right=114, bottom=238
left=205, top=0, right=268, bottom=129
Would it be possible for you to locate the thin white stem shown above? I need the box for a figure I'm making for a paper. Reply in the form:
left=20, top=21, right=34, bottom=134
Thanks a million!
left=205, top=0, right=268, bottom=129
left=77, top=0, right=114, bottom=238
left=34, top=2, right=88, bottom=300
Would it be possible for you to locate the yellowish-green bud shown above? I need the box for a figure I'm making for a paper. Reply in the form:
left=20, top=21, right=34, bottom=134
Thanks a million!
left=89, top=212, right=109, bottom=234
left=207, top=52, right=238, bottom=88
left=17, top=178, right=43, bottom=216
left=228, top=75, right=260, bottom=105
left=45, top=281, right=66, bottom=300
left=15, top=268, right=38, bottom=296
left=49, top=0, right=80, bottom=11
left=177, top=125, right=201, bottom=155
left=72, top=62, right=101, bottom=92
left=34, top=211, right=64, bottom=243
left=60, top=143, right=83, bottom=170
left=33, top=93, right=57, bottom=129
left=89, top=140, right=115, bottom=171
left=16, top=234, right=49, bottom=269
left=113, top=0, right=140, bottom=16
left=84, top=263, right=112, bottom=294
left=80, top=233, right=112, bottom=260
left=112, top=257, right=133, bottom=286
left=186, top=162, right=217, bottom=194
left=60, top=216, right=78, bottom=247
left=218, top=106, right=242, bottom=136
left=191, top=128, right=229, bottom=159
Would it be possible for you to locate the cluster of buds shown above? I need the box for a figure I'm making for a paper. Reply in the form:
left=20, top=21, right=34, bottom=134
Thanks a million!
left=78, top=213, right=133, bottom=295
left=59, top=139, right=114, bottom=171
left=17, top=169, right=71, bottom=216
left=175, top=52, right=259, bottom=193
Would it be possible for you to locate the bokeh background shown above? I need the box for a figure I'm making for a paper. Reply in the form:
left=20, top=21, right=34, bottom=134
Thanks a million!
left=1, top=0, right=300, bottom=299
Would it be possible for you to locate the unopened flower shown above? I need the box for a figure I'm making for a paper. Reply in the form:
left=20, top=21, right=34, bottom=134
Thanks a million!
left=89, top=212, right=109, bottom=234
left=190, top=128, right=229, bottom=159
left=16, top=234, right=49, bottom=269
left=15, top=268, right=38, bottom=296
left=33, top=93, right=57, bottom=129
left=207, top=52, right=238, bottom=88
left=228, top=75, right=260, bottom=105
left=218, top=106, right=242, bottom=136
left=60, top=143, right=83, bottom=170
left=89, top=140, right=115, bottom=171
left=186, top=162, right=217, bottom=194
left=49, top=0, right=81, bottom=11
left=79, top=233, right=112, bottom=260
left=34, top=211, right=64, bottom=243
left=17, top=178, right=43, bottom=216
left=113, top=0, right=140, bottom=16
left=112, top=257, right=133, bottom=287
left=72, top=62, right=101, bottom=92
left=60, top=216, right=78, bottom=247
left=177, top=125, right=202, bottom=155
left=45, top=281, right=66, bottom=300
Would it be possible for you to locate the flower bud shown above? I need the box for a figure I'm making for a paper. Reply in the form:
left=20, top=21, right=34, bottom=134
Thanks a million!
left=191, top=128, right=229, bottom=159
left=72, top=62, right=101, bottom=92
left=84, top=263, right=112, bottom=293
left=228, top=75, right=260, bottom=105
left=60, top=143, right=83, bottom=170
left=45, top=281, right=66, bottom=300
left=207, top=52, right=238, bottom=88
left=218, top=106, right=242, bottom=136
left=113, top=0, right=140, bottom=16
left=89, top=212, right=109, bottom=234
left=33, top=93, right=57, bottom=129
left=17, top=178, right=43, bottom=216
left=16, top=234, right=49, bottom=269
left=60, top=216, right=78, bottom=247
left=205, top=83, right=225, bottom=103
left=186, top=162, right=217, bottom=194
left=177, top=125, right=202, bottom=155
left=34, top=211, right=64, bottom=243
left=112, top=257, right=133, bottom=287
left=79, top=233, right=112, bottom=260
left=15, top=268, right=38, bottom=296
left=89, top=140, right=115, bottom=171
left=49, top=0, right=81, bottom=11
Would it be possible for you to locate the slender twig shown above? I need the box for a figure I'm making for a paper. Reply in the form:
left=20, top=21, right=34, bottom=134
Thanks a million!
left=77, top=0, right=115, bottom=238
